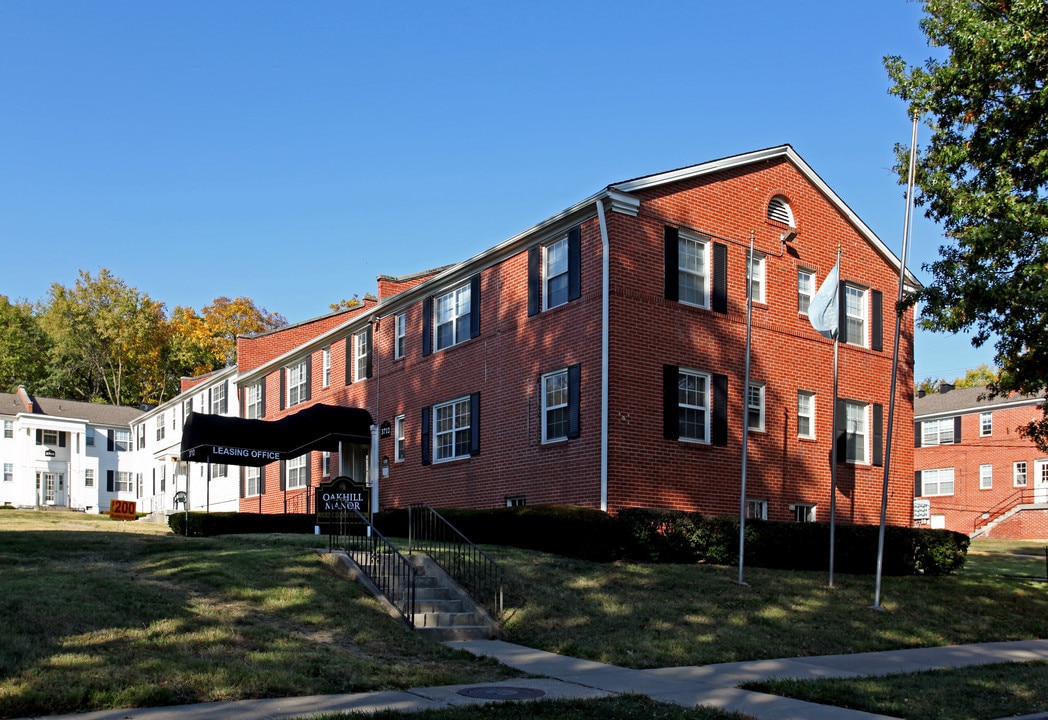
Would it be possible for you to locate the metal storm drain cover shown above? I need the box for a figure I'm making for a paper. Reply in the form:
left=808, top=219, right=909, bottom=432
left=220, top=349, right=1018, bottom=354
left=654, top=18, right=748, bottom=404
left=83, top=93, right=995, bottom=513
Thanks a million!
left=457, top=686, right=546, bottom=700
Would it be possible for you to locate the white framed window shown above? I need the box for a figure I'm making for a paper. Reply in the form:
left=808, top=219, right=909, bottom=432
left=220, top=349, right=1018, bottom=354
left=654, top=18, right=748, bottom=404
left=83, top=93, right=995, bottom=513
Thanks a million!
left=544, top=236, right=570, bottom=310
left=844, top=284, right=867, bottom=347
left=435, top=283, right=472, bottom=351
left=41, top=429, right=59, bottom=446
left=136, top=424, right=146, bottom=450
left=322, top=451, right=331, bottom=477
left=286, top=455, right=308, bottom=489
left=287, top=360, right=308, bottom=407
left=980, top=464, right=993, bottom=490
left=322, top=346, right=331, bottom=388
left=114, top=429, right=131, bottom=452
left=245, top=382, right=263, bottom=420
left=678, top=232, right=709, bottom=308
left=116, top=471, right=133, bottom=492
left=746, top=250, right=766, bottom=304
left=746, top=499, right=768, bottom=520
left=394, top=314, right=406, bottom=360
left=183, top=398, right=193, bottom=419
left=677, top=369, right=710, bottom=443
left=354, top=331, right=369, bottom=382
left=843, top=401, right=868, bottom=464
left=156, top=413, right=165, bottom=441
left=794, top=503, right=816, bottom=522
left=542, top=369, right=569, bottom=442
left=394, top=414, right=405, bottom=462
left=747, top=382, right=765, bottom=432
left=797, top=391, right=815, bottom=439
left=84, top=468, right=94, bottom=487
left=922, top=418, right=955, bottom=447
left=3, top=420, right=12, bottom=438
left=3, top=463, right=12, bottom=482
left=211, top=383, right=228, bottom=414
left=211, top=464, right=228, bottom=478
left=506, top=496, right=526, bottom=507
left=85, top=428, right=94, bottom=446
left=434, top=397, right=472, bottom=462
left=1014, top=461, right=1028, bottom=487
left=245, top=467, right=260, bottom=497
left=798, top=268, right=814, bottom=315
left=922, top=467, right=955, bottom=496
left=980, top=412, right=993, bottom=436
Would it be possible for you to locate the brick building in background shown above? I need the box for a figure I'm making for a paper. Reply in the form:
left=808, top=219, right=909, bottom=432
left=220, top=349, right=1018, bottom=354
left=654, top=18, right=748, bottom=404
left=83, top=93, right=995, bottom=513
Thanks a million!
left=166, top=145, right=917, bottom=527
left=914, top=385, right=1048, bottom=538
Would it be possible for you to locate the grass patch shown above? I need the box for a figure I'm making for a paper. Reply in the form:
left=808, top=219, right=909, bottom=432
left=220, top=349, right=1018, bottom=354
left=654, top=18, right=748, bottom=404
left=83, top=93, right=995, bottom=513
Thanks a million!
left=0, top=513, right=517, bottom=718
left=744, top=661, right=1048, bottom=720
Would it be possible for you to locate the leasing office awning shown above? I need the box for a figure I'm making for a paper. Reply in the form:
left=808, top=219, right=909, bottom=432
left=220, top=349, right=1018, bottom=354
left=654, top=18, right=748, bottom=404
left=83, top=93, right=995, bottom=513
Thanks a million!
left=179, top=404, right=373, bottom=466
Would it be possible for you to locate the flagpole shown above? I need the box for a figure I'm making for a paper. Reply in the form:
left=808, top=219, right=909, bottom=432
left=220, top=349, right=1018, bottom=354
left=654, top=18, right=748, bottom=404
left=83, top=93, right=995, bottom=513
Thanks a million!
left=828, top=246, right=841, bottom=588
left=738, top=230, right=755, bottom=586
left=873, top=115, right=919, bottom=609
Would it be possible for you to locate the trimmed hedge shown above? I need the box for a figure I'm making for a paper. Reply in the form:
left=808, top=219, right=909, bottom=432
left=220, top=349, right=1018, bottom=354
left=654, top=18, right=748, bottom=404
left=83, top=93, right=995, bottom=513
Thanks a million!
left=166, top=504, right=969, bottom=575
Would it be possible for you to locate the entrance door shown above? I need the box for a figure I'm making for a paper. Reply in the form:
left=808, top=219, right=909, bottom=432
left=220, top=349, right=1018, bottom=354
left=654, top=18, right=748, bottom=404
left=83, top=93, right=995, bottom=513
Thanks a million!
left=1035, top=460, right=1048, bottom=504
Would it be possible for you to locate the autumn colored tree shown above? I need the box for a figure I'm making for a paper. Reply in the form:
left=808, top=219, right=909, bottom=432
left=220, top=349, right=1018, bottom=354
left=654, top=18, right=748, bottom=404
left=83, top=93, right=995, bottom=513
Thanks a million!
left=168, top=297, right=287, bottom=378
left=39, top=269, right=170, bottom=406
left=0, top=296, right=51, bottom=393
left=885, top=0, right=1048, bottom=447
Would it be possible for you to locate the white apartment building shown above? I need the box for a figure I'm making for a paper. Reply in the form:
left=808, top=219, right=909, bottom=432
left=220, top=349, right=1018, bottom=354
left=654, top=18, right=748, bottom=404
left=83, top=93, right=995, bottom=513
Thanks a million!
left=0, top=387, right=143, bottom=513
left=131, top=366, right=241, bottom=515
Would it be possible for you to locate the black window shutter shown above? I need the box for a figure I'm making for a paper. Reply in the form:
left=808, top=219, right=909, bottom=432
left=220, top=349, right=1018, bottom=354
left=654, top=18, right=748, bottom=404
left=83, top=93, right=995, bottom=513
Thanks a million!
left=59, top=432, right=67, bottom=447
left=259, top=467, right=266, bottom=495
left=422, top=297, right=433, bottom=356
left=915, top=422, right=921, bottom=448
left=421, top=406, right=432, bottom=465
left=954, top=416, right=962, bottom=443
left=365, top=325, right=374, bottom=379
left=527, top=247, right=541, bottom=316
left=280, top=368, right=286, bottom=410
left=838, top=281, right=849, bottom=344
left=345, top=336, right=353, bottom=385
left=107, top=470, right=114, bottom=492
left=260, top=381, right=266, bottom=418
left=914, top=470, right=923, bottom=497
left=238, top=386, right=245, bottom=417
left=836, top=399, right=847, bottom=462
left=871, top=290, right=883, bottom=351
left=239, top=468, right=245, bottom=499
left=567, top=225, right=582, bottom=302
left=35, top=429, right=42, bottom=445
left=662, top=365, right=679, bottom=439
left=567, top=364, right=581, bottom=439
left=469, top=392, right=481, bottom=455
left=712, top=373, right=729, bottom=446
left=279, top=461, right=286, bottom=491
left=470, top=274, right=481, bottom=339
left=304, top=359, right=312, bottom=401
left=872, top=403, right=884, bottom=467
left=107, top=430, right=114, bottom=452
left=664, top=227, right=679, bottom=302
left=712, top=242, right=728, bottom=313
left=305, top=456, right=312, bottom=486
left=207, top=388, right=212, bottom=413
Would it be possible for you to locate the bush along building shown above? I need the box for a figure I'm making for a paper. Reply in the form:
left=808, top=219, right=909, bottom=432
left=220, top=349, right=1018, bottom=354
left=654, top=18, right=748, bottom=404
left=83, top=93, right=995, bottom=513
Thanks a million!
left=165, top=145, right=919, bottom=528
left=914, top=383, right=1048, bottom=538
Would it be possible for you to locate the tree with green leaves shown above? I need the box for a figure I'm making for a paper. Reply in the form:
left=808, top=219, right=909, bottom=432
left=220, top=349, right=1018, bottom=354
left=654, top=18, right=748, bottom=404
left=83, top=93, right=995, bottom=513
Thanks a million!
left=0, top=296, right=51, bottom=393
left=885, top=0, right=1048, bottom=447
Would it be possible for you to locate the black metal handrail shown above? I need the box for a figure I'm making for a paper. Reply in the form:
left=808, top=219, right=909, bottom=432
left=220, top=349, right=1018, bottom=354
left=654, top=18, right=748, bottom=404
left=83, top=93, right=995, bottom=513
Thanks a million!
left=408, top=504, right=504, bottom=621
left=974, top=488, right=1033, bottom=532
left=329, top=508, right=417, bottom=628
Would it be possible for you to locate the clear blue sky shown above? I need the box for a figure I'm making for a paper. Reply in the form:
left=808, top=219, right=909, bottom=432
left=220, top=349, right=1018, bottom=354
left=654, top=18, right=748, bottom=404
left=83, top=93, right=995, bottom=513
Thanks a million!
left=0, top=0, right=996, bottom=382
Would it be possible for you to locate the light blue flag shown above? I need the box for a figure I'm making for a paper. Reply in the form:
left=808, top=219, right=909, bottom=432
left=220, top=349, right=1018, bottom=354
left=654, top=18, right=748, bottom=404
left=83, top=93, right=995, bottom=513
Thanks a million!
left=808, top=260, right=839, bottom=339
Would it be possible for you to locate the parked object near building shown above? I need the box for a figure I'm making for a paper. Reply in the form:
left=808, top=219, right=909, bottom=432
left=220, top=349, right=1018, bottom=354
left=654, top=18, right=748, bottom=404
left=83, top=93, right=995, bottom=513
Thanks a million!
left=164, top=145, right=918, bottom=528
left=0, top=387, right=142, bottom=513
left=914, top=384, right=1048, bottom=538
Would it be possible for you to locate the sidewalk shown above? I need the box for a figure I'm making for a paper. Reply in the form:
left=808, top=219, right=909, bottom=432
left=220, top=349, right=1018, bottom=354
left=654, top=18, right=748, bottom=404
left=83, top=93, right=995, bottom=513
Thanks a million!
left=18, top=638, right=1048, bottom=720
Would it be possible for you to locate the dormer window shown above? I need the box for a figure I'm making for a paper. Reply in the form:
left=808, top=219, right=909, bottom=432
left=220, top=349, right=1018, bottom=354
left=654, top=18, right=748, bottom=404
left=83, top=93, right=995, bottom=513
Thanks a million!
left=767, top=196, right=795, bottom=226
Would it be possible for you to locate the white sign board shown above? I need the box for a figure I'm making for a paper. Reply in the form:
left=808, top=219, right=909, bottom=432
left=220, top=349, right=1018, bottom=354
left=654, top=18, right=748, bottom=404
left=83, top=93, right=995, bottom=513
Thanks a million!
left=913, top=499, right=931, bottom=521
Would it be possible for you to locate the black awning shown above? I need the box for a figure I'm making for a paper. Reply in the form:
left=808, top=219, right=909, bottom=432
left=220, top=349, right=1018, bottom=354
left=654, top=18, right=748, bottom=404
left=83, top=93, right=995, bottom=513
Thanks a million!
left=179, top=404, right=373, bottom=466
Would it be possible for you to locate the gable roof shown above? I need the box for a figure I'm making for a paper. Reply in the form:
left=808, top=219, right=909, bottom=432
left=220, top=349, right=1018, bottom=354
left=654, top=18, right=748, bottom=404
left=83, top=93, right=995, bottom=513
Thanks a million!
left=914, top=385, right=1045, bottom=420
left=0, top=390, right=144, bottom=427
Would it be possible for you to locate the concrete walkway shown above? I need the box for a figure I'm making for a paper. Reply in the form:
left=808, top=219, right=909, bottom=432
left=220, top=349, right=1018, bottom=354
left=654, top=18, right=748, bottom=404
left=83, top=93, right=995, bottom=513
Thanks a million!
left=18, top=639, right=1048, bottom=720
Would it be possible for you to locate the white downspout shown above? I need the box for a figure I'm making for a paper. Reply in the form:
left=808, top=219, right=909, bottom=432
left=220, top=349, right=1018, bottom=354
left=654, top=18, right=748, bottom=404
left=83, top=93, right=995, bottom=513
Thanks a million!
left=596, top=198, right=610, bottom=512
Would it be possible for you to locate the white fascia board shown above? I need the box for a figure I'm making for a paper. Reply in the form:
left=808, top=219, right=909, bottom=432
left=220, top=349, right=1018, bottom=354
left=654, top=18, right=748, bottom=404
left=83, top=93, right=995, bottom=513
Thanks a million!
left=916, top=396, right=1045, bottom=421
left=149, top=366, right=239, bottom=420
left=612, top=145, right=922, bottom=289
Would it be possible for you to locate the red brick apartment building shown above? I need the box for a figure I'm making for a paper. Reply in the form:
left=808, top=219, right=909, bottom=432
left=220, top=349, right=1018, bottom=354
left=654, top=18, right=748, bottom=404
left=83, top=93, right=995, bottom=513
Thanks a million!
left=185, top=146, right=917, bottom=525
left=914, top=384, right=1048, bottom=539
